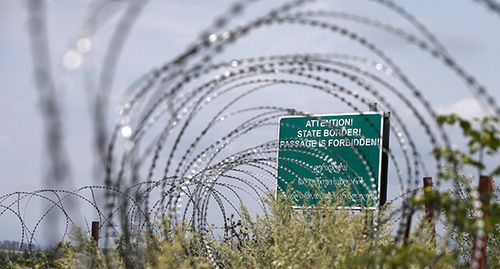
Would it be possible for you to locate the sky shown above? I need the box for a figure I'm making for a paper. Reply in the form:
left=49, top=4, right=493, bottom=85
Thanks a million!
left=0, top=0, right=499, bottom=243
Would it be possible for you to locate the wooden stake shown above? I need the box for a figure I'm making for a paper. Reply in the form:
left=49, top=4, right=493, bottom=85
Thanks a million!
left=91, top=221, right=99, bottom=245
left=423, top=177, right=435, bottom=246
left=472, top=176, right=492, bottom=269
left=403, top=206, right=414, bottom=245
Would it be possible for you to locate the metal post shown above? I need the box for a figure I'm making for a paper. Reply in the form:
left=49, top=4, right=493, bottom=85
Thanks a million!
left=472, top=176, right=492, bottom=269
left=91, top=221, right=99, bottom=245
left=423, top=177, right=435, bottom=246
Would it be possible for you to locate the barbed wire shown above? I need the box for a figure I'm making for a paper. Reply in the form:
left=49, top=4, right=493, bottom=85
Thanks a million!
left=3, top=0, right=498, bottom=268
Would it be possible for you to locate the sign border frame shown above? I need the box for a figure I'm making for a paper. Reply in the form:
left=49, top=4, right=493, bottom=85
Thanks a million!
left=275, top=111, right=388, bottom=210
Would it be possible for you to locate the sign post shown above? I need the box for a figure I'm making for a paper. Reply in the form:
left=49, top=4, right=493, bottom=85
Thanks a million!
left=277, top=112, right=389, bottom=209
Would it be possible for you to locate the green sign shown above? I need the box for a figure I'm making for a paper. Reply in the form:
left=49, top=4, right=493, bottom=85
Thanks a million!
left=277, top=112, right=388, bottom=209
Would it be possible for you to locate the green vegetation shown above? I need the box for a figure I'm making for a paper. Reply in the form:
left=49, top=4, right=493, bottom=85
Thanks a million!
left=0, top=196, right=497, bottom=268
left=435, top=114, right=499, bottom=177
left=2, top=191, right=498, bottom=268
left=217, top=196, right=453, bottom=268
